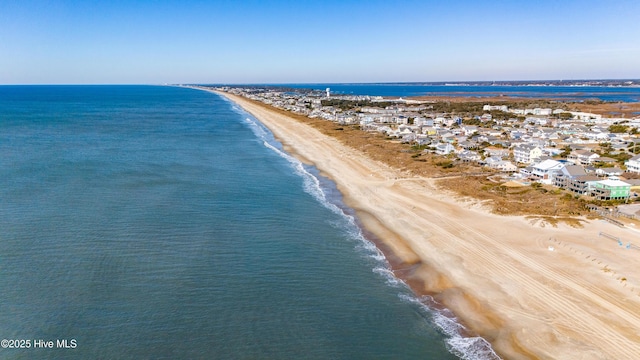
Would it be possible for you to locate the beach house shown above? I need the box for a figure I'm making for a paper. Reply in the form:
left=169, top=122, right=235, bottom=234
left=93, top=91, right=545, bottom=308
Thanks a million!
left=457, top=150, right=481, bottom=163
left=553, top=165, right=600, bottom=194
left=595, top=167, right=624, bottom=178
left=513, top=144, right=542, bottom=164
left=624, top=154, right=640, bottom=174
left=434, top=143, right=455, bottom=155
left=484, top=147, right=510, bottom=159
left=530, top=159, right=565, bottom=184
left=591, top=179, right=632, bottom=200
left=484, top=157, right=517, bottom=172
left=568, top=150, right=600, bottom=165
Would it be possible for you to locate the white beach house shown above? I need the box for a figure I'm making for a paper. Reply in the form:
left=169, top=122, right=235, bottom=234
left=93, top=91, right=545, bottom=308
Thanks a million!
left=625, top=154, right=640, bottom=174
left=513, top=144, right=542, bottom=164
left=530, top=159, right=565, bottom=184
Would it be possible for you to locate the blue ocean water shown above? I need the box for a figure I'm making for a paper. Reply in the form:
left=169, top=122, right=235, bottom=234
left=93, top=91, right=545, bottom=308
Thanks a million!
left=263, top=83, right=640, bottom=102
left=0, top=86, right=497, bottom=359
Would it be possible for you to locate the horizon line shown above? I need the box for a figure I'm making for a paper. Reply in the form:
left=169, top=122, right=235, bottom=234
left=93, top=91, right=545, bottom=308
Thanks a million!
left=2, top=78, right=640, bottom=86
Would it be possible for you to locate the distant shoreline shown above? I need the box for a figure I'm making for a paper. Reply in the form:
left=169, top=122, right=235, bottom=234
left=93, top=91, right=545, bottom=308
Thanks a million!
left=201, top=79, right=640, bottom=87
left=193, top=83, right=640, bottom=104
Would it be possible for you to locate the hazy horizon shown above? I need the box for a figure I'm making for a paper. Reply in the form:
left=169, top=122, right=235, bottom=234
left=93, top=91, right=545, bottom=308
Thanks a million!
left=3, top=79, right=640, bottom=86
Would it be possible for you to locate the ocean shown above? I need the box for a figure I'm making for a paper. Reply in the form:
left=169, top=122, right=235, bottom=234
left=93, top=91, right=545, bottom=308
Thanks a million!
left=0, top=85, right=497, bottom=359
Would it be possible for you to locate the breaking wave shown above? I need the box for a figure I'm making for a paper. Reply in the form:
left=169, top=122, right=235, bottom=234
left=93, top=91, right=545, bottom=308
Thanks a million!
left=399, top=294, right=501, bottom=360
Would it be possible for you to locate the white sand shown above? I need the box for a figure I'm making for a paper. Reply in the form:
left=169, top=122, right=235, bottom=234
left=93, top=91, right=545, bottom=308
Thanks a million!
left=215, top=90, right=640, bottom=359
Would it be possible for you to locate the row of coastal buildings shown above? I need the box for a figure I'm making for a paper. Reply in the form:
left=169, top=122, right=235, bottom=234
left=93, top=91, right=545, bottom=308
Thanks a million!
left=512, top=155, right=640, bottom=201
left=216, top=86, right=640, bottom=201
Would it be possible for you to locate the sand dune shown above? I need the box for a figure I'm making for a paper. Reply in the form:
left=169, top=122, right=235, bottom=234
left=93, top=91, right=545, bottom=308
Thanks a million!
left=215, top=90, right=640, bottom=359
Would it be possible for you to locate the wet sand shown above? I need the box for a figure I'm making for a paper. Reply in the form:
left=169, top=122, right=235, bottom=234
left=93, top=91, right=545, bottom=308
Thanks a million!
left=213, top=90, right=640, bottom=359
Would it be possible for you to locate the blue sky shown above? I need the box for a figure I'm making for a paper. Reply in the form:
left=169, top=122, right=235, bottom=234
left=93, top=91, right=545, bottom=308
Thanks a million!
left=1, top=0, right=639, bottom=84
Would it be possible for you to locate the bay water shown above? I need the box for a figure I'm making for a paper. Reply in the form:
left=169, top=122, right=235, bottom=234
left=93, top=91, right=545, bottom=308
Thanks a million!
left=0, top=86, right=496, bottom=359
left=267, top=83, right=640, bottom=102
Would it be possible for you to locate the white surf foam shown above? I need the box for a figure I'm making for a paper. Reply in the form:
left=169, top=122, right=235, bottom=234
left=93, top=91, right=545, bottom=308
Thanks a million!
left=372, top=267, right=401, bottom=286
left=398, top=294, right=501, bottom=360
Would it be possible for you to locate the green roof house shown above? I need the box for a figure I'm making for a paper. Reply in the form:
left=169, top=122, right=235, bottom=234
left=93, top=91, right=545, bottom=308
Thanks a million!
left=591, top=179, right=631, bottom=200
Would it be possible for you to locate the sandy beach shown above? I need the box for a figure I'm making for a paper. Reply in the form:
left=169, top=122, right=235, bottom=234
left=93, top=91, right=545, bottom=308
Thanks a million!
left=213, top=90, right=640, bottom=359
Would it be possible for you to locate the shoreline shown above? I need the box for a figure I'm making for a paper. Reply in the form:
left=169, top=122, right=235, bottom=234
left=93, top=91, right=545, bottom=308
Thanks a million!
left=206, top=88, right=640, bottom=359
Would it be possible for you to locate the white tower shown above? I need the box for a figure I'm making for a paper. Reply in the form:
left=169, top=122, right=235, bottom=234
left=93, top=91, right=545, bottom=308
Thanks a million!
left=326, top=88, right=330, bottom=98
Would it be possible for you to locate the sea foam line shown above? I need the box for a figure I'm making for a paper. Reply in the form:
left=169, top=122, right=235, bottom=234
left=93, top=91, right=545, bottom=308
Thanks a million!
left=233, top=105, right=501, bottom=360
left=398, top=294, right=502, bottom=360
